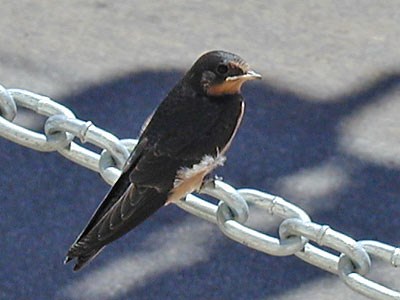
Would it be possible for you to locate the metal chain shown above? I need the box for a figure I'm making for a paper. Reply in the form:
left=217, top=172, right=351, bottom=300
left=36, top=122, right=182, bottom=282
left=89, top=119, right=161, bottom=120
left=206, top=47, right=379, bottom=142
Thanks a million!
left=0, top=84, right=399, bottom=300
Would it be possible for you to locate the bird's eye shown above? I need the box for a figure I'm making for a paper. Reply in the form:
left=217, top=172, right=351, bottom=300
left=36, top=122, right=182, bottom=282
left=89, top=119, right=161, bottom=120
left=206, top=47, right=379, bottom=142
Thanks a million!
left=216, top=64, right=229, bottom=75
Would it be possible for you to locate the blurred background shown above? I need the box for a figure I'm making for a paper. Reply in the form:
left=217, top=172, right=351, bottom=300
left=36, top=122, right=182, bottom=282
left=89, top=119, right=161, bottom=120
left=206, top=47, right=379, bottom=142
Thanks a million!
left=1, top=1, right=400, bottom=299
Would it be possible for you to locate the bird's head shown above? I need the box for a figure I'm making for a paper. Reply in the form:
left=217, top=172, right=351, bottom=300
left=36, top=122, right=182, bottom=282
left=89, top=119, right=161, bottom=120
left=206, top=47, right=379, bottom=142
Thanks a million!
left=186, top=50, right=261, bottom=96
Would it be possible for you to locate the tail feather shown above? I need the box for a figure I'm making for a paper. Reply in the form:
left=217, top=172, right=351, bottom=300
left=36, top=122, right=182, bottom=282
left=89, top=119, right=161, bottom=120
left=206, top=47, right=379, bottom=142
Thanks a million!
left=65, top=246, right=104, bottom=271
left=65, top=186, right=167, bottom=271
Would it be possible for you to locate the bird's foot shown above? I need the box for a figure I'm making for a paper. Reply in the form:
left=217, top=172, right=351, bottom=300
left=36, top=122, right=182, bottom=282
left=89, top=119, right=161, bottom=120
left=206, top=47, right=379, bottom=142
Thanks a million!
left=199, top=174, right=223, bottom=192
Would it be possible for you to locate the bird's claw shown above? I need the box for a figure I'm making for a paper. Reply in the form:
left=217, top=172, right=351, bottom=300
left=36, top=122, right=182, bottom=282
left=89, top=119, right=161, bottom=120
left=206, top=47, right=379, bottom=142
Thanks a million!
left=199, top=174, right=223, bottom=192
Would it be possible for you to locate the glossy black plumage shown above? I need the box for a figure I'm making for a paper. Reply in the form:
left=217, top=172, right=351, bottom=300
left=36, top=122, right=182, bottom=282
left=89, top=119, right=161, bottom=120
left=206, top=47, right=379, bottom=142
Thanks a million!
left=65, top=50, right=260, bottom=270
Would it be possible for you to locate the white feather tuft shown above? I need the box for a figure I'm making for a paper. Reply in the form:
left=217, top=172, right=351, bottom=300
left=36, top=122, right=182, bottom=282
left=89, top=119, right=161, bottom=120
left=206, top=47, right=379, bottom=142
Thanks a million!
left=173, top=154, right=226, bottom=187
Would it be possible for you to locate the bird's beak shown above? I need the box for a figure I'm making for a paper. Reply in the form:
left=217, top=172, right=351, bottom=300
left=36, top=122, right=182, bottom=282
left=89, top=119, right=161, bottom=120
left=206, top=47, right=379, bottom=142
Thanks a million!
left=207, top=68, right=261, bottom=96
left=225, top=69, right=262, bottom=82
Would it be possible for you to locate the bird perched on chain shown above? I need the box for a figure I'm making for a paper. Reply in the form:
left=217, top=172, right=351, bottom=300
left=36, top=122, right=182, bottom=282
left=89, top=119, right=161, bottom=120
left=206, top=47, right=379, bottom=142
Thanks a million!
left=65, top=50, right=261, bottom=271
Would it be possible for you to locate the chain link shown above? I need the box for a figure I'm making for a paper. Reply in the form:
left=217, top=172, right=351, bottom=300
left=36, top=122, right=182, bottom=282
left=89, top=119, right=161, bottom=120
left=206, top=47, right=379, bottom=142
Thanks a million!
left=0, top=84, right=399, bottom=299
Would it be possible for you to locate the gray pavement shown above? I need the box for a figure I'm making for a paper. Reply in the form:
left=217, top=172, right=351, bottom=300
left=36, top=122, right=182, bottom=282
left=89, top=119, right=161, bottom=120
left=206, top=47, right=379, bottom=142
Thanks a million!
left=1, top=1, right=400, bottom=299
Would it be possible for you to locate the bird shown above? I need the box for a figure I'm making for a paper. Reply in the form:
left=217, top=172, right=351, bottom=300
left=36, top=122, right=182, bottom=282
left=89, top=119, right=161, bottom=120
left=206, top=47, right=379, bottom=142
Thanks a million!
left=65, top=50, right=261, bottom=271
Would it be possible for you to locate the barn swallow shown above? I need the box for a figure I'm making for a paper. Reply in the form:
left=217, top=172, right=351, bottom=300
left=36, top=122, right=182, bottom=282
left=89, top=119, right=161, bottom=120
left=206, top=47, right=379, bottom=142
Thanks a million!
left=65, top=50, right=261, bottom=271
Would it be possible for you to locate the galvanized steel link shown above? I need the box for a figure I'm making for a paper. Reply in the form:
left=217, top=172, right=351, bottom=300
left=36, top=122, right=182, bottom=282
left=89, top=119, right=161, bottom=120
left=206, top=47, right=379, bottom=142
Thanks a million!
left=280, top=218, right=371, bottom=275
left=338, top=241, right=400, bottom=300
left=226, top=189, right=311, bottom=256
left=99, top=139, right=138, bottom=185
left=0, top=89, right=76, bottom=151
left=45, top=114, right=131, bottom=167
left=0, top=83, right=399, bottom=300
left=0, top=85, right=16, bottom=121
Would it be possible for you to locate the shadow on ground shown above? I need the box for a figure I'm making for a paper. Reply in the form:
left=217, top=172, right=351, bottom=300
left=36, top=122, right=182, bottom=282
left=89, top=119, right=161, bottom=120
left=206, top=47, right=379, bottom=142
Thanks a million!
left=1, top=69, right=399, bottom=299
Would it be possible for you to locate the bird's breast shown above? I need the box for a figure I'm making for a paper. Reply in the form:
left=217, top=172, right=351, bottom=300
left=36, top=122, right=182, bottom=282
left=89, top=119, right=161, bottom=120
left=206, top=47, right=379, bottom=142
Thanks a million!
left=166, top=154, right=226, bottom=204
